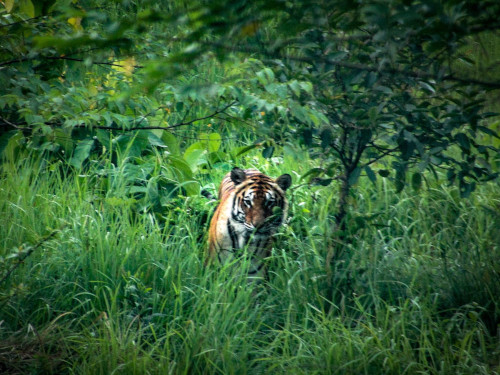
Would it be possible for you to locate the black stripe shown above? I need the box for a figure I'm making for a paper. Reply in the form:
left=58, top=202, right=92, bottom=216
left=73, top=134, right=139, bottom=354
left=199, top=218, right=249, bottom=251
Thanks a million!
left=231, top=196, right=244, bottom=222
left=248, top=262, right=265, bottom=274
left=234, top=183, right=251, bottom=197
left=227, top=220, right=239, bottom=249
left=253, top=238, right=263, bottom=254
left=256, top=240, right=270, bottom=257
left=235, top=181, right=275, bottom=198
left=233, top=196, right=240, bottom=214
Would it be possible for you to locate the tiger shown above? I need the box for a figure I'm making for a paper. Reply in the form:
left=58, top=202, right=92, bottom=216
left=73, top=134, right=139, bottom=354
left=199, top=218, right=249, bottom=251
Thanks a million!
left=207, top=167, right=292, bottom=280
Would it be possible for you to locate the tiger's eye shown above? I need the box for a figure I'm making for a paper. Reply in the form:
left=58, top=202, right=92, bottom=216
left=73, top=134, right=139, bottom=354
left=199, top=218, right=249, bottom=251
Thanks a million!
left=266, top=196, right=276, bottom=205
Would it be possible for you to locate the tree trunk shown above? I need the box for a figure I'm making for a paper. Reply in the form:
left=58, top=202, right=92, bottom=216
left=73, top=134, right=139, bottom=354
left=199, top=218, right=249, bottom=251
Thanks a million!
left=325, top=169, right=352, bottom=308
left=335, top=172, right=350, bottom=232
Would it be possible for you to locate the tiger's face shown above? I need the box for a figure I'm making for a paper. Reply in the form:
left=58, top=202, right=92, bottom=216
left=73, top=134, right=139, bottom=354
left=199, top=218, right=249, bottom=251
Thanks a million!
left=207, top=167, right=292, bottom=271
left=230, top=168, right=292, bottom=235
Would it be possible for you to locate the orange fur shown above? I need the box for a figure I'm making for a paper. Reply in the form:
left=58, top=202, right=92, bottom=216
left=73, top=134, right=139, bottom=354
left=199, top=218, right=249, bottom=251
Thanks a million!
left=207, top=168, right=291, bottom=277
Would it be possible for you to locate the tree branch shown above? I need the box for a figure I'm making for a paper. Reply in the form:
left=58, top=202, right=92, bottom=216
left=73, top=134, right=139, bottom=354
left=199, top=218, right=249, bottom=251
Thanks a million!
left=0, top=101, right=238, bottom=133
left=0, top=55, right=144, bottom=69
left=0, top=14, right=51, bottom=29
left=3, top=38, right=498, bottom=89
left=201, top=40, right=500, bottom=89
left=361, top=146, right=399, bottom=168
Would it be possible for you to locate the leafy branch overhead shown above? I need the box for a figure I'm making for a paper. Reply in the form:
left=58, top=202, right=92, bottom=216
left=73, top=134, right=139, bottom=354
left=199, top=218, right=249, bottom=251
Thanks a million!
left=1, top=0, right=499, bottom=217
left=0, top=101, right=237, bottom=133
left=127, top=0, right=499, bottom=207
left=1, top=4, right=500, bottom=372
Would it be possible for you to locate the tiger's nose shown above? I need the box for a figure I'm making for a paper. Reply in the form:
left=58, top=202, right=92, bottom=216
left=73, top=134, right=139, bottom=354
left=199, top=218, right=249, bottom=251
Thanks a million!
left=251, top=213, right=267, bottom=228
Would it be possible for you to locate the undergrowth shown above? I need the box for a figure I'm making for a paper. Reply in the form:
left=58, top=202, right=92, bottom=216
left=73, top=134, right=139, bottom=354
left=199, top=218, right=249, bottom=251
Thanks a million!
left=0, top=152, right=499, bottom=374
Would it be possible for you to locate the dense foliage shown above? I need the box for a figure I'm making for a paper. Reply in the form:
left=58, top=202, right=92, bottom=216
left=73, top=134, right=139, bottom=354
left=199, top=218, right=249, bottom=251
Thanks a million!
left=1, top=0, right=499, bottom=373
left=2, top=0, right=499, bottom=219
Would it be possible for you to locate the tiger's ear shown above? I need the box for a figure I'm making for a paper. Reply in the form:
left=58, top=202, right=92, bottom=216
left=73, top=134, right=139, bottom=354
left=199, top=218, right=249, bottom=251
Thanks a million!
left=276, top=174, right=292, bottom=191
left=230, top=167, right=246, bottom=185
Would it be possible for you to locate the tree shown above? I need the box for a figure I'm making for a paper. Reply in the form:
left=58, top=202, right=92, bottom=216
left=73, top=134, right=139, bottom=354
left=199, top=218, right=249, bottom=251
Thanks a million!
left=137, top=0, right=500, bottom=281
left=152, top=0, right=500, bottom=209
left=0, top=0, right=240, bottom=212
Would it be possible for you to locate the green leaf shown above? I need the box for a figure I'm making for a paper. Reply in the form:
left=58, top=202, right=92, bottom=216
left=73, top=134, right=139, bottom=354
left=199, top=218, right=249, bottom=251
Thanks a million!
left=411, top=172, right=422, bottom=191
left=207, top=133, right=221, bottom=153
left=162, top=132, right=181, bottom=155
left=375, top=85, right=393, bottom=95
left=175, top=102, right=184, bottom=112
left=288, top=80, right=301, bottom=97
left=147, top=132, right=167, bottom=148
left=302, top=128, right=313, bottom=146
left=320, top=128, right=333, bottom=149
left=256, top=68, right=275, bottom=85
left=364, top=166, right=377, bottom=184
left=327, top=51, right=348, bottom=61
left=0, top=131, right=24, bottom=159
left=95, top=130, right=111, bottom=148
left=477, top=125, right=499, bottom=139
left=115, top=132, right=149, bottom=158
left=0, top=131, right=19, bottom=158
left=235, top=143, right=260, bottom=156
left=167, top=156, right=200, bottom=196
left=53, top=128, right=73, bottom=154
left=459, top=180, right=476, bottom=198
left=180, top=180, right=200, bottom=196
left=183, top=133, right=221, bottom=159
left=348, top=167, right=361, bottom=185
left=183, top=147, right=206, bottom=171
left=207, top=150, right=226, bottom=165
left=69, top=139, right=94, bottom=169
left=418, top=81, right=435, bottom=94
left=168, top=156, right=193, bottom=180
left=300, top=168, right=324, bottom=182
left=4, top=0, right=14, bottom=12
left=299, top=81, right=313, bottom=94
left=455, top=133, right=470, bottom=151
left=19, top=0, right=35, bottom=17
left=395, top=169, right=405, bottom=193
left=313, top=178, right=333, bottom=186
left=262, top=146, right=274, bottom=159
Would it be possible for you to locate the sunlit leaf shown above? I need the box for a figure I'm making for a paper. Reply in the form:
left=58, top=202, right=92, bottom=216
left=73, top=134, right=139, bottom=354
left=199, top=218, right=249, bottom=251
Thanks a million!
left=68, top=17, right=83, bottom=31
left=19, top=0, right=35, bottom=17
left=183, top=144, right=206, bottom=171
left=207, top=133, right=221, bottom=153
left=4, top=0, right=14, bottom=12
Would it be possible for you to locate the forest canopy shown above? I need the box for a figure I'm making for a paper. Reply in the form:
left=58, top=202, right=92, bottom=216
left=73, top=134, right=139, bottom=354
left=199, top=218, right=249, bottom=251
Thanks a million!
left=2, top=0, right=499, bottom=206
left=1, top=1, right=499, bottom=373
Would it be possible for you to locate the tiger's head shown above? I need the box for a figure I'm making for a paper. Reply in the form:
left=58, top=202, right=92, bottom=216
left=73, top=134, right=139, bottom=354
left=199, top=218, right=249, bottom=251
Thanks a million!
left=230, top=168, right=292, bottom=234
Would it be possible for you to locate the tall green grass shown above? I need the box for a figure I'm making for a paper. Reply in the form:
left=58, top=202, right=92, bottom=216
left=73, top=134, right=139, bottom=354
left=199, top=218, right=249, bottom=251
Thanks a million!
left=0, top=152, right=499, bottom=374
